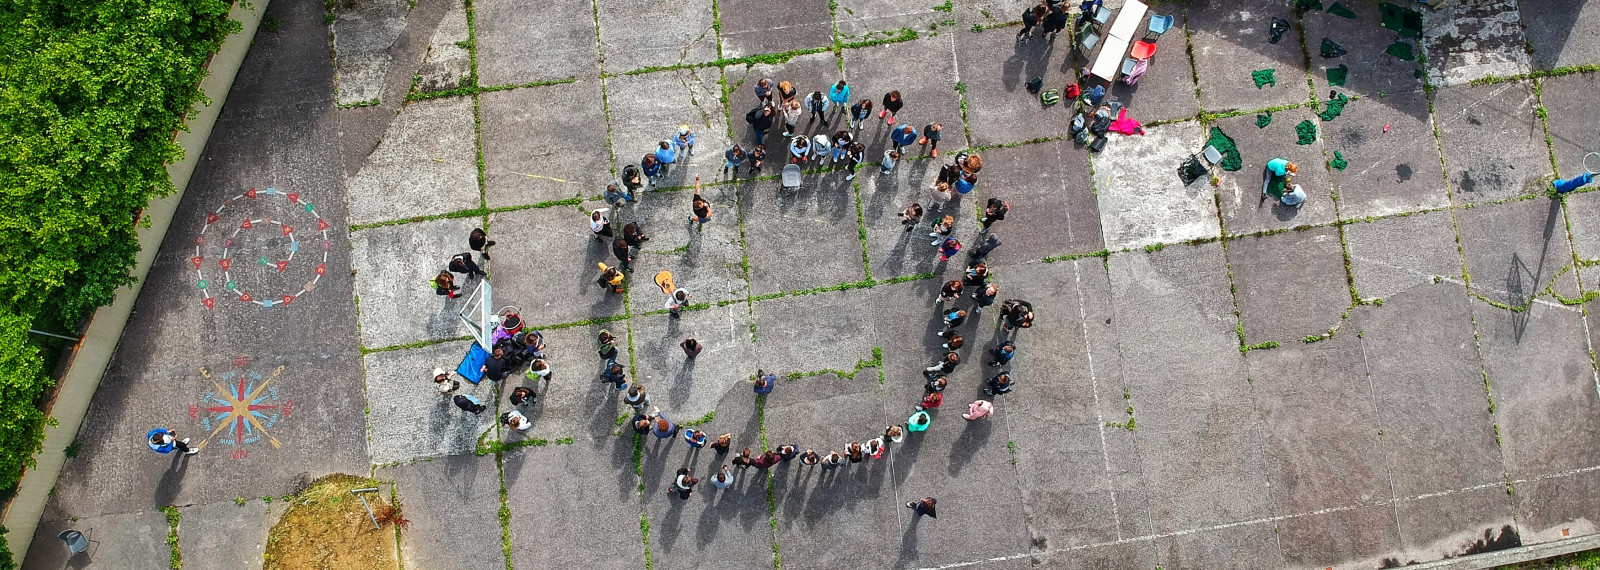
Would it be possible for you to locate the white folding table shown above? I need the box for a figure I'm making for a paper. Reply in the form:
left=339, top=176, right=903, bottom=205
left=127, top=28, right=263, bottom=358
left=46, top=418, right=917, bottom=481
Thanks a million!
left=1089, top=0, right=1149, bottom=81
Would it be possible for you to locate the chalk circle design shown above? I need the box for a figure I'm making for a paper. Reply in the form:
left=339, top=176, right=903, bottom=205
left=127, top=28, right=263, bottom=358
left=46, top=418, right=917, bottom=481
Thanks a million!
left=1584, top=152, right=1599, bottom=175
left=193, top=187, right=333, bottom=310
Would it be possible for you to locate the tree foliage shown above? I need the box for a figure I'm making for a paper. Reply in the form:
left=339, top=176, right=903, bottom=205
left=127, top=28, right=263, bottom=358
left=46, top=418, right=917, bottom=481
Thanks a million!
left=0, top=0, right=238, bottom=561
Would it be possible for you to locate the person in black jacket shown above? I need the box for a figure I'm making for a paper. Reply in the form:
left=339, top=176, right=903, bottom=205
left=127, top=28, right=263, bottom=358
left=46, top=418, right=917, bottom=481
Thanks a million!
left=482, top=347, right=509, bottom=383
left=746, top=104, right=775, bottom=146
left=1042, top=4, right=1069, bottom=42
left=1018, top=3, right=1047, bottom=41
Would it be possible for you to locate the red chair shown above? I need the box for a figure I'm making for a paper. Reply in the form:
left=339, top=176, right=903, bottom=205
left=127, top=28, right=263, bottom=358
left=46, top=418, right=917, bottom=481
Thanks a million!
left=1131, top=40, right=1157, bottom=60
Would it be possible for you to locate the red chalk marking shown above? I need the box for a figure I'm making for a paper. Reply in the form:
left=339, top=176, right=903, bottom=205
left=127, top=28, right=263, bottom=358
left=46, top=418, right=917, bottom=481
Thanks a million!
left=314, top=263, right=326, bottom=276
left=287, top=192, right=300, bottom=204
left=219, top=258, right=232, bottom=271
left=191, top=256, right=203, bottom=269
left=281, top=225, right=294, bottom=237
left=317, top=219, right=329, bottom=231
left=239, top=219, right=253, bottom=230
left=196, top=236, right=205, bottom=245
left=245, top=188, right=257, bottom=199
left=189, top=404, right=199, bottom=419
left=283, top=400, right=293, bottom=417
left=281, top=295, right=294, bottom=305
left=234, top=356, right=249, bottom=367
left=239, top=291, right=253, bottom=303
left=230, top=448, right=248, bottom=460
left=207, top=212, right=220, bottom=224
left=275, top=260, right=289, bottom=273
left=202, top=298, right=215, bottom=310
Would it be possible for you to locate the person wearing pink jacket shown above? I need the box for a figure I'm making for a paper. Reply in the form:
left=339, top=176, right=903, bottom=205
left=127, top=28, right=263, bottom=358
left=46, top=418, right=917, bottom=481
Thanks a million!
left=963, top=399, right=994, bottom=421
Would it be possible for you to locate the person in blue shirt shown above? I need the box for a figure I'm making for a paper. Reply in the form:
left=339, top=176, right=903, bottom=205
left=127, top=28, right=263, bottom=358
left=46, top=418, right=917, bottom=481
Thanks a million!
left=955, top=171, right=977, bottom=195
left=753, top=370, right=777, bottom=395
left=147, top=428, right=198, bottom=455
left=890, top=124, right=918, bottom=152
left=674, top=125, right=696, bottom=157
left=654, top=141, right=677, bottom=175
left=806, top=91, right=831, bottom=126
left=848, top=99, right=873, bottom=131
left=641, top=154, right=663, bottom=186
left=723, top=145, right=746, bottom=177
left=683, top=429, right=708, bottom=448
left=1263, top=158, right=1297, bottom=199
left=828, top=81, right=851, bottom=124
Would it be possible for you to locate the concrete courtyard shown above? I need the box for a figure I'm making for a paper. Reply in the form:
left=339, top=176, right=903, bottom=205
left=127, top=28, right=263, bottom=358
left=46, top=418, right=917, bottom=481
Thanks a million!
left=22, top=0, right=1600, bottom=568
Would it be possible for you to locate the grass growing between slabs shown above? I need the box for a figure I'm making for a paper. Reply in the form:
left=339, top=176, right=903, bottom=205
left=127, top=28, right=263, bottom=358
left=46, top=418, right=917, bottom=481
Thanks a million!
left=263, top=474, right=403, bottom=570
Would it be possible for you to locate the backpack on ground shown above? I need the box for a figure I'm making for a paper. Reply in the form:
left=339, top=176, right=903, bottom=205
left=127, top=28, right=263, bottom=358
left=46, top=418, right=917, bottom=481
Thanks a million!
left=1026, top=76, right=1044, bottom=93
left=1040, top=89, right=1060, bottom=106
left=1088, top=134, right=1108, bottom=152
left=1070, top=112, right=1086, bottom=133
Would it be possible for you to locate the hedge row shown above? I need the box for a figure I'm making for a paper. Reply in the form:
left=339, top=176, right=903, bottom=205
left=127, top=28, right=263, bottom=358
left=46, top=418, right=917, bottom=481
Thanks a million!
left=0, top=0, right=239, bottom=564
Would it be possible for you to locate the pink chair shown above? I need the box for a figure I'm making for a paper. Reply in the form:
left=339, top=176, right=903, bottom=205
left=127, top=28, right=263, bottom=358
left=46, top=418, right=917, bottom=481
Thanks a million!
left=1130, top=40, right=1157, bottom=60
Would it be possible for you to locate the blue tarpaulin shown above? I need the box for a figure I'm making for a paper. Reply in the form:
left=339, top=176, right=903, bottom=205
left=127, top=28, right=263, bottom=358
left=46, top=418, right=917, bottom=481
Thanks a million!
left=456, top=343, right=489, bottom=384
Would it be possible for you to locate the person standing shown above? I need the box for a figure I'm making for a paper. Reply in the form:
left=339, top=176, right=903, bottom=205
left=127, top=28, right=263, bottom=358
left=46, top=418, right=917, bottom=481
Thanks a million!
left=963, top=399, right=995, bottom=420
left=469, top=228, right=496, bottom=261
left=890, top=124, right=918, bottom=153
left=781, top=99, right=802, bottom=138
left=752, top=450, right=782, bottom=469
left=753, top=370, right=776, bottom=395
left=434, top=271, right=459, bottom=298
left=919, top=390, right=944, bottom=410
left=651, top=410, right=679, bottom=439
left=501, top=410, right=531, bottom=431
left=968, top=234, right=1002, bottom=261
left=907, top=409, right=932, bottom=432
left=601, top=363, right=629, bottom=391
left=746, top=104, right=775, bottom=147
left=509, top=386, right=537, bottom=407
left=865, top=436, right=885, bottom=459
left=604, top=181, right=634, bottom=209
left=749, top=145, right=766, bottom=175
left=622, top=163, right=645, bottom=195
left=776, top=444, right=800, bottom=462
left=754, top=78, right=774, bottom=104
left=925, top=376, right=948, bottom=395
left=598, top=330, right=620, bottom=365
left=689, top=176, right=711, bottom=228
left=711, top=433, right=733, bottom=454
left=937, top=279, right=963, bottom=304
left=670, top=467, right=699, bottom=499
left=964, top=262, right=990, bottom=288
left=147, top=428, right=198, bottom=456
left=590, top=209, right=614, bottom=241
left=985, top=372, right=1014, bottom=396
left=641, top=154, right=663, bottom=186
left=1017, top=3, right=1046, bottom=41
left=844, top=143, right=865, bottom=181
left=612, top=237, right=634, bottom=272
left=939, top=331, right=963, bottom=351
left=734, top=447, right=755, bottom=469
left=596, top=262, right=625, bottom=293
left=806, top=91, right=831, bottom=127
left=907, top=497, right=938, bottom=518
left=800, top=449, right=821, bottom=465
left=453, top=394, right=487, bottom=414
left=972, top=282, right=999, bottom=315
left=1000, top=299, right=1035, bottom=331
left=433, top=368, right=460, bottom=395
left=666, top=289, right=692, bottom=317
left=723, top=145, right=747, bottom=177
left=449, top=252, right=487, bottom=277
left=885, top=425, right=905, bottom=443
left=980, top=198, right=1009, bottom=232
left=788, top=135, right=811, bottom=164
left=820, top=451, right=845, bottom=470
left=845, top=441, right=864, bottom=464
left=830, top=131, right=852, bottom=164
left=623, top=222, right=650, bottom=248
left=654, top=140, right=678, bottom=176
left=943, top=308, right=968, bottom=330
left=881, top=149, right=901, bottom=175
left=918, top=122, right=943, bottom=157
left=624, top=385, right=651, bottom=413
left=1042, top=3, right=1069, bottom=41
left=938, top=238, right=962, bottom=262
left=809, top=134, right=832, bottom=165
left=848, top=98, right=873, bottom=131
left=524, top=358, right=551, bottom=383
left=483, top=347, right=512, bottom=383
left=923, top=352, right=959, bottom=378
left=901, top=203, right=924, bottom=231
left=777, top=80, right=797, bottom=104
left=989, top=339, right=1016, bottom=366
left=828, top=81, right=851, bottom=125
left=880, top=91, right=904, bottom=125
left=681, top=338, right=703, bottom=358
left=674, top=125, right=697, bottom=157
left=929, top=215, right=954, bottom=245
left=710, top=465, right=734, bottom=490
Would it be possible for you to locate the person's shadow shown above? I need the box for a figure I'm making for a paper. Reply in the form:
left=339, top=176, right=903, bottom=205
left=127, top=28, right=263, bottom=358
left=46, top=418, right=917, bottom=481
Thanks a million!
left=152, top=454, right=190, bottom=507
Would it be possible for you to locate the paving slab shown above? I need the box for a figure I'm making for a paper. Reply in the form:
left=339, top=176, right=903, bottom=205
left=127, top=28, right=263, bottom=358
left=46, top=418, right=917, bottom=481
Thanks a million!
left=739, top=179, right=868, bottom=295
left=474, top=0, right=599, bottom=85
left=1103, top=11, right=1200, bottom=125
left=1423, top=0, right=1532, bottom=87
left=177, top=500, right=287, bottom=570
left=1036, top=542, right=1158, bottom=569
left=1302, top=1, right=1427, bottom=99
left=1393, top=488, right=1521, bottom=563
left=1186, top=0, right=1311, bottom=112
left=1432, top=80, right=1551, bottom=205
left=856, top=160, right=945, bottom=281
left=1247, top=332, right=1392, bottom=515
left=1514, top=468, right=1600, bottom=546
left=1276, top=505, right=1407, bottom=570
left=598, top=0, right=718, bottom=73
left=637, top=382, right=772, bottom=570
left=1344, top=209, right=1463, bottom=301
left=384, top=455, right=507, bottom=570
left=480, top=80, right=613, bottom=208
left=1456, top=197, right=1578, bottom=306
left=751, top=289, right=878, bottom=378
left=485, top=205, right=627, bottom=327
left=412, top=0, right=471, bottom=94
left=1538, top=71, right=1600, bottom=181
left=630, top=307, right=758, bottom=422
left=1322, top=90, right=1449, bottom=220
left=1228, top=227, right=1350, bottom=344
left=504, top=442, right=644, bottom=570
left=766, top=373, right=902, bottom=570
left=1212, top=108, right=1338, bottom=234
left=841, top=35, right=965, bottom=155
left=615, top=183, right=748, bottom=314
left=718, top=0, right=835, bottom=59
left=1352, top=282, right=1501, bottom=497
left=346, top=97, right=481, bottom=226
left=1566, top=191, right=1600, bottom=263
left=24, top=509, right=172, bottom=570
left=837, top=0, right=950, bottom=40
left=1470, top=298, right=1600, bottom=477
left=1093, top=120, right=1219, bottom=250
left=364, top=340, right=499, bottom=463
left=351, top=217, right=479, bottom=349
left=606, top=67, right=733, bottom=185
left=1154, top=524, right=1283, bottom=570
left=953, top=25, right=1076, bottom=147
left=722, top=51, right=845, bottom=154
left=1520, top=0, right=1600, bottom=71
left=330, top=0, right=409, bottom=104
left=965, top=140, right=1102, bottom=266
